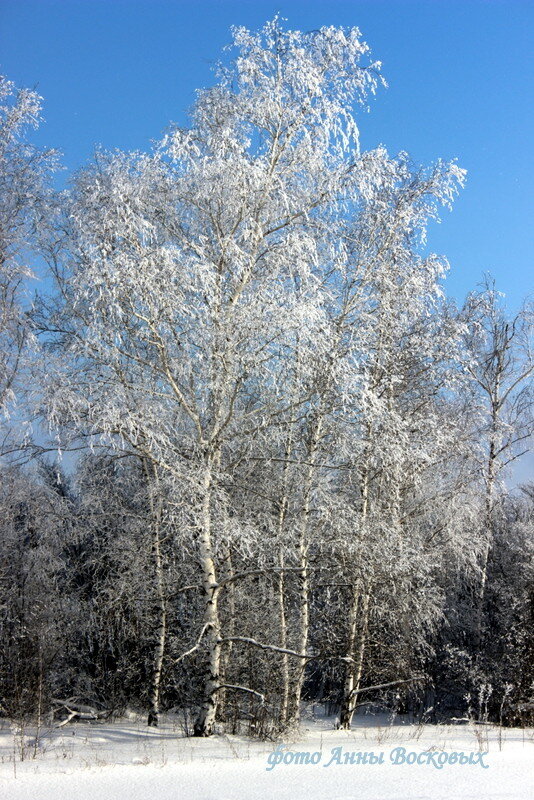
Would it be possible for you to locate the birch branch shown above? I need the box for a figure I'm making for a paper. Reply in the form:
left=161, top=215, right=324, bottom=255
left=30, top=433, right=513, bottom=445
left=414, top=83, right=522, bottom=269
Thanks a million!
left=171, top=623, right=210, bottom=664
left=215, top=684, right=265, bottom=703
left=349, top=675, right=425, bottom=700
left=219, top=636, right=313, bottom=660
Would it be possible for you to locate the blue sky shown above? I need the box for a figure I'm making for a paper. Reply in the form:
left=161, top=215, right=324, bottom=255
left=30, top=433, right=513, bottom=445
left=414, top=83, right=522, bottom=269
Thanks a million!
left=1, top=0, right=532, bottom=309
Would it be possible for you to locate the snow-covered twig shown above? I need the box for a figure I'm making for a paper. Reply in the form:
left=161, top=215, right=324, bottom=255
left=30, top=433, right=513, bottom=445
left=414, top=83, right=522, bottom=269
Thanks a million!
left=216, top=684, right=265, bottom=703
left=220, top=636, right=312, bottom=660
left=349, top=675, right=425, bottom=700
left=171, top=623, right=210, bottom=664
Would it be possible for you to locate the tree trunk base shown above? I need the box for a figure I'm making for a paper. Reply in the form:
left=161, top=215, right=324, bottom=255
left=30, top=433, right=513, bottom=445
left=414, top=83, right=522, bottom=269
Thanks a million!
left=193, top=721, right=215, bottom=737
left=338, top=694, right=356, bottom=730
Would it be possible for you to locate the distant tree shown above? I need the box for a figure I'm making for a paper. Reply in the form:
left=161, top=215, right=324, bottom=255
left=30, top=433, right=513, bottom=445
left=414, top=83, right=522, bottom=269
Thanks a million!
left=461, top=280, right=533, bottom=631
left=0, top=76, right=58, bottom=454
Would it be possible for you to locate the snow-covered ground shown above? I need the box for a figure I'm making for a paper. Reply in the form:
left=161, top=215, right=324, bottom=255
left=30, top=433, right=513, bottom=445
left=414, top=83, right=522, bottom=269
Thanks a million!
left=1, top=709, right=532, bottom=799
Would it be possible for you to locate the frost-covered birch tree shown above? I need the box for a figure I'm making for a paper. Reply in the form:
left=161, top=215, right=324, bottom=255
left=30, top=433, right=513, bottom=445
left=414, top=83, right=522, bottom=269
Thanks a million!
left=461, top=281, right=533, bottom=640
left=322, top=157, right=467, bottom=728
left=0, top=76, right=57, bottom=452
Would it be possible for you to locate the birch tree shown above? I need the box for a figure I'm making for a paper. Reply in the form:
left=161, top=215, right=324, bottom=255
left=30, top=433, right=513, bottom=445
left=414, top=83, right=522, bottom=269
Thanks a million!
left=0, top=76, right=58, bottom=458
left=316, top=156, right=466, bottom=729
left=461, top=281, right=533, bottom=640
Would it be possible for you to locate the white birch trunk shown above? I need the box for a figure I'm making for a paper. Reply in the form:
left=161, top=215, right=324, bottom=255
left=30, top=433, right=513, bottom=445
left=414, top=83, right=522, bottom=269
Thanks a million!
left=193, top=459, right=222, bottom=737
left=277, top=553, right=290, bottom=725
left=276, top=423, right=294, bottom=726
left=218, top=546, right=235, bottom=722
left=287, top=414, right=322, bottom=724
left=147, top=527, right=167, bottom=727
left=339, top=446, right=371, bottom=730
left=145, top=464, right=167, bottom=729
left=339, top=588, right=371, bottom=729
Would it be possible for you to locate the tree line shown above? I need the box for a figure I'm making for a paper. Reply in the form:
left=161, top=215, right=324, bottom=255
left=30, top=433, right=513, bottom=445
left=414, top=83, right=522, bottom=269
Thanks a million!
left=0, top=20, right=532, bottom=737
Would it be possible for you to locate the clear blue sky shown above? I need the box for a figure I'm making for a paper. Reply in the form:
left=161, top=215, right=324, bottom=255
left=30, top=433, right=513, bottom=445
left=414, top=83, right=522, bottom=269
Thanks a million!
left=1, top=0, right=532, bottom=309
